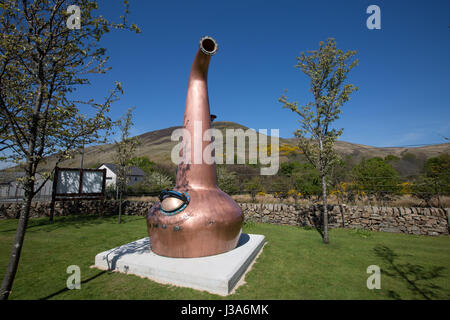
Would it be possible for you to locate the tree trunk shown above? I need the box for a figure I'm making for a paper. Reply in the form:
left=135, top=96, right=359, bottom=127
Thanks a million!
left=1, top=81, right=40, bottom=298
left=0, top=183, right=33, bottom=300
left=118, top=189, right=122, bottom=224
left=321, top=175, right=329, bottom=244
left=49, top=197, right=56, bottom=223
left=49, top=168, right=58, bottom=222
left=340, top=204, right=346, bottom=228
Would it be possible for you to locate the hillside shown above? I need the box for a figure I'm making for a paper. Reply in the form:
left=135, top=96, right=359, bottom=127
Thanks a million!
left=13, top=121, right=450, bottom=176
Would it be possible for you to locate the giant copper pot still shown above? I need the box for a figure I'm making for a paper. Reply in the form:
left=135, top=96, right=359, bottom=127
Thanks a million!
left=146, top=36, right=243, bottom=258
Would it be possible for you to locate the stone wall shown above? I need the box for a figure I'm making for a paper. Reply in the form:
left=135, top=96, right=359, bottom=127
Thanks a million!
left=241, top=203, right=449, bottom=236
left=0, top=200, right=448, bottom=236
left=0, top=200, right=152, bottom=219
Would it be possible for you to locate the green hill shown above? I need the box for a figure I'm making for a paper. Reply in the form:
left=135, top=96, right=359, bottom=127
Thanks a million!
left=8, top=121, right=449, bottom=177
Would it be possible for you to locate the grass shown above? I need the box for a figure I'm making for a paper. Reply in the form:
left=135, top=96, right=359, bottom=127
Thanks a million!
left=0, top=214, right=449, bottom=300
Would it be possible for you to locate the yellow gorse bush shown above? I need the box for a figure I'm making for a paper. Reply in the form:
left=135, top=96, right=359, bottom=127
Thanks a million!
left=279, top=144, right=303, bottom=156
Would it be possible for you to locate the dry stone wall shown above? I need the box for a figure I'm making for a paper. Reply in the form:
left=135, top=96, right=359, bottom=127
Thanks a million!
left=0, top=200, right=151, bottom=219
left=240, top=203, right=449, bottom=236
left=0, top=200, right=448, bottom=236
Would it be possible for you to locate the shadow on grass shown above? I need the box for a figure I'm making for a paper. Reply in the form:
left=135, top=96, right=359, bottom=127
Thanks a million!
left=374, top=245, right=449, bottom=300
left=39, top=270, right=108, bottom=300
left=104, top=238, right=149, bottom=270
left=311, top=205, right=324, bottom=238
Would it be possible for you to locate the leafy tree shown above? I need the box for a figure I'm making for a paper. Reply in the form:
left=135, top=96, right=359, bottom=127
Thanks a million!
left=423, top=153, right=450, bottom=207
left=292, top=163, right=322, bottom=200
left=0, top=0, right=139, bottom=300
left=411, top=176, right=436, bottom=207
left=328, top=157, right=351, bottom=189
left=127, top=156, right=155, bottom=175
left=226, top=164, right=259, bottom=193
left=328, top=158, right=351, bottom=204
left=114, top=107, right=140, bottom=224
left=217, top=165, right=239, bottom=194
left=270, top=176, right=291, bottom=201
left=145, top=171, right=174, bottom=192
left=279, top=38, right=358, bottom=243
left=245, top=177, right=263, bottom=202
left=279, top=161, right=302, bottom=177
left=154, top=162, right=176, bottom=182
left=401, top=152, right=417, bottom=163
left=105, top=183, right=117, bottom=200
left=351, top=157, right=401, bottom=205
left=384, top=155, right=400, bottom=163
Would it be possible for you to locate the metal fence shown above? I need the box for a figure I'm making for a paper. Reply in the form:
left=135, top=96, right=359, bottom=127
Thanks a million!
left=0, top=172, right=53, bottom=203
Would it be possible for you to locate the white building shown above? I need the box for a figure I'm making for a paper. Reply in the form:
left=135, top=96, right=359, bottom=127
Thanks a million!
left=98, top=163, right=145, bottom=187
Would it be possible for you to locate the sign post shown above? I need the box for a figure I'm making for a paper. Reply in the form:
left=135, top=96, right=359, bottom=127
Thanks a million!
left=49, top=167, right=106, bottom=222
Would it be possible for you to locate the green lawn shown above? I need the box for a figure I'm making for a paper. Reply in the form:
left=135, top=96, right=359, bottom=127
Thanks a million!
left=0, top=215, right=449, bottom=300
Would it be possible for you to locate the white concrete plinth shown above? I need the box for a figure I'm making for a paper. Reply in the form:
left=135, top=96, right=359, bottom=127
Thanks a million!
left=93, top=233, right=265, bottom=295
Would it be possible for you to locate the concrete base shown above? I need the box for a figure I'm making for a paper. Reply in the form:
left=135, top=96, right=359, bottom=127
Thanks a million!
left=93, top=233, right=265, bottom=296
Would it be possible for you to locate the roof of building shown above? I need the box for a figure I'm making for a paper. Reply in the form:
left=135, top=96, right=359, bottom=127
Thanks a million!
left=100, top=163, right=145, bottom=176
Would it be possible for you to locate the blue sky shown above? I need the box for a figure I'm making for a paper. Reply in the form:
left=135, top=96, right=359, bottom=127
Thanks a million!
left=26, top=0, right=450, bottom=150
left=81, top=0, right=449, bottom=148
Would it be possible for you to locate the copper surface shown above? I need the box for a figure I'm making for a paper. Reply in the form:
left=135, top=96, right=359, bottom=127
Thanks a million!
left=161, top=196, right=185, bottom=212
left=147, top=36, right=243, bottom=258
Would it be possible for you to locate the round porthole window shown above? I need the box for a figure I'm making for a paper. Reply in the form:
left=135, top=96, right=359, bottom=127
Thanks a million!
left=159, top=190, right=190, bottom=216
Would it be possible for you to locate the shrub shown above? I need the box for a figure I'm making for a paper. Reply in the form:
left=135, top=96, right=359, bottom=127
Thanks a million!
left=145, top=171, right=174, bottom=192
left=217, top=166, right=239, bottom=194
left=245, top=177, right=264, bottom=202
left=351, top=157, right=401, bottom=205
left=105, top=184, right=117, bottom=200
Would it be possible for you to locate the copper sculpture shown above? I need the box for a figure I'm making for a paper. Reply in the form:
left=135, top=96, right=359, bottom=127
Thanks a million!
left=146, top=36, right=243, bottom=258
